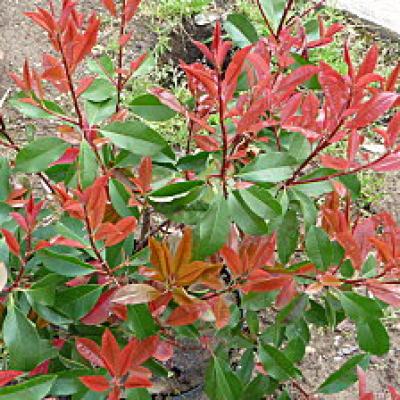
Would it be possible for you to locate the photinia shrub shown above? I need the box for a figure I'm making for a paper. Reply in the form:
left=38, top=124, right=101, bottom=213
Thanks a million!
left=0, top=0, right=399, bottom=398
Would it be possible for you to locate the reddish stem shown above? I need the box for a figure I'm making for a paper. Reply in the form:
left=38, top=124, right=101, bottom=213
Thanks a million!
left=277, top=0, right=295, bottom=36
left=288, top=152, right=391, bottom=187
left=255, top=0, right=278, bottom=40
left=116, top=0, right=127, bottom=113
left=83, top=204, right=119, bottom=286
left=56, top=34, right=84, bottom=128
left=217, top=72, right=229, bottom=199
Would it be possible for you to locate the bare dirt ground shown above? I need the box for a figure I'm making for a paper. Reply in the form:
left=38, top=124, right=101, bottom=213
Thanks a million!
left=1, top=1, right=400, bottom=399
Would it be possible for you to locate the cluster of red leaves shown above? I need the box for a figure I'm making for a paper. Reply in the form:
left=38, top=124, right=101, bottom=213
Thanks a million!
left=76, top=328, right=157, bottom=400
left=11, top=1, right=99, bottom=97
left=113, top=228, right=224, bottom=327
left=151, top=20, right=400, bottom=190
left=55, top=176, right=137, bottom=248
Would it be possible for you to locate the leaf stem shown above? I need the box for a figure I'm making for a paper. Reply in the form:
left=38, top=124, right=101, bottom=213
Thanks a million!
left=116, top=0, right=127, bottom=113
left=217, top=72, right=229, bottom=199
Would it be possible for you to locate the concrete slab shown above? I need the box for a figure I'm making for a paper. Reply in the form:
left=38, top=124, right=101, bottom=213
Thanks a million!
left=329, top=0, right=400, bottom=37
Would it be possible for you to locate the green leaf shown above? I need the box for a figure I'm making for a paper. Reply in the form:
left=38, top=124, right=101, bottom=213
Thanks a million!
left=339, top=292, right=383, bottom=321
left=149, top=181, right=204, bottom=214
left=127, top=304, right=158, bottom=339
left=241, top=375, right=278, bottom=400
left=81, top=78, right=116, bottom=102
left=276, top=294, right=309, bottom=325
left=15, top=137, right=68, bottom=173
left=205, top=356, right=243, bottom=400
left=284, top=337, right=306, bottom=363
left=260, top=0, right=286, bottom=30
left=109, top=178, right=139, bottom=218
left=238, top=186, right=281, bottom=219
left=26, top=273, right=67, bottom=306
left=78, top=140, right=98, bottom=189
left=356, top=318, right=389, bottom=356
left=3, top=305, right=56, bottom=370
left=85, top=97, right=116, bottom=125
left=305, top=226, right=332, bottom=271
left=87, top=55, right=115, bottom=78
left=54, top=285, right=102, bottom=320
left=50, top=369, right=95, bottom=396
left=242, top=292, right=276, bottom=311
left=101, top=121, right=171, bottom=157
left=318, top=354, right=370, bottom=394
left=0, top=375, right=56, bottom=400
left=194, top=194, right=230, bottom=259
left=277, top=209, right=299, bottom=264
left=38, top=249, right=96, bottom=277
left=10, top=98, right=53, bottom=119
left=130, top=94, right=177, bottom=121
left=228, top=191, right=269, bottom=236
left=224, top=13, right=259, bottom=48
left=289, top=189, right=317, bottom=227
left=287, top=133, right=311, bottom=162
left=238, top=153, right=297, bottom=183
left=258, top=343, right=301, bottom=382
left=0, top=158, right=11, bottom=201
left=127, top=388, right=151, bottom=400
left=237, top=348, right=255, bottom=384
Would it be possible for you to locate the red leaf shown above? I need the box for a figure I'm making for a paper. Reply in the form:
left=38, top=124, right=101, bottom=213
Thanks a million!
left=387, top=112, right=400, bottom=147
left=101, top=0, right=117, bottom=16
left=166, top=304, right=205, bottom=326
left=248, top=276, right=292, bottom=293
left=119, top=32, right=133, bottom=47
left=125, top=0, right=141, bottom=22
left=131, top=157, right=152, bottom=193
left=220, top=245, right=243, bottom=277
left=124, top=375, right=152, bottom=389
left=79, top=375, right=110, bottom=392
left=371, top=153, right=400, bottom=172
left=223, top=46, right=252, bottom=103
left=210, top=296, right=230, bottom=329
left=10, top=213, right=29, bottom=232
left=96, top=217, right=137, bottom=247
left=76, top=338, right=104, bottom=367
left=356, top=45, right=379, bottom=81
left=76, top=77, right=95, bottom=98
left=194, top=135, right=220, bottom=152
left=0, top=370, right=23, bottom=387
left=1, top=229, right=20, bottom=257
left=81, top=288, right=117, bottom=325
left=149, top=88, right=186, bottom=114
left=129, top=336, right=159, bottom=367
left=276, top=65, right=319, bottom=93
left=130, top=53, right=147, bottom=73
left=367, top=282, right=400, bottom=307
left=386, top=62, right=400, bottom=91
left=389, top=386, right=400, bottom=400
left=346, top=92, right=398, bottom=130
left=153, top=340, right=174, bottom=362
left=101, top=329, right=120, bottom=377
left=29, top=360, right=50, bottom=377
left=50, top=147, right=79, bottom=166
left=320, top=155, right=349, bottom=170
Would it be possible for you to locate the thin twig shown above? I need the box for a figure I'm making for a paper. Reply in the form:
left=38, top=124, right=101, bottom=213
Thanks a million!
left=116, top=0, right=127, bottom=113
left=217, top=72, right=229, bottom=199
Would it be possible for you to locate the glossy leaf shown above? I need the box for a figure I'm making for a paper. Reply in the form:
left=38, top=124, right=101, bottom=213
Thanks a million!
left=15, top=137, right=69, bottom=173
left=318, top=354, right=370, bottom=394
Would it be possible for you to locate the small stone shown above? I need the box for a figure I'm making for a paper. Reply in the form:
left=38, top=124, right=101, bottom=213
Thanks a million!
left=306, top=346, right=316, bottom=354
left=194, top=13, right=220, bottom=26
